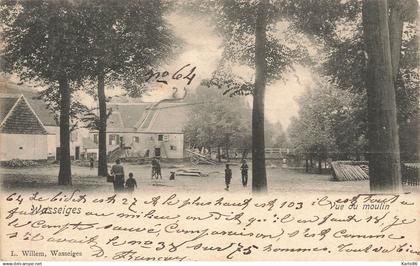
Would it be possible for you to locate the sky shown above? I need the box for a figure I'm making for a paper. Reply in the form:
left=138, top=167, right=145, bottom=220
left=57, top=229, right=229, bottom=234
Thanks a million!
left=7, top=9, right=315, bottom=130
left=139, top=12, right=315, bottom=129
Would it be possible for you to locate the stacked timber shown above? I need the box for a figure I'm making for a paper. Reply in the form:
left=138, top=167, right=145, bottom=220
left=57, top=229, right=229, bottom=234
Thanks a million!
left=175, top=168, right=208, bottom=177
left=331, top=161, right=369, bottom=181
left=402, top=162, right=420, bottom=186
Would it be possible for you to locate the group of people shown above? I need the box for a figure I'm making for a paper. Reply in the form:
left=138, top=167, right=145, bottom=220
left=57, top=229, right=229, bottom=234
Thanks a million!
left=109, top=159, right=137, bottom=192
left=224, top=159, right=249, bottom=191
left=108, top=157, right=250, bottom=193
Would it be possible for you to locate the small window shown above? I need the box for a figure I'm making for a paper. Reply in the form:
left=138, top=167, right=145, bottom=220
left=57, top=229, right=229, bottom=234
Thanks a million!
left=93, top=134, right=98, bottom=144
left=109, top=134, right=119, bottom=145
left=133, top=136, right=140, bottom=143
left=158, top=134, right=163, bottom=141
left=170, top=145, right=176, bottom=151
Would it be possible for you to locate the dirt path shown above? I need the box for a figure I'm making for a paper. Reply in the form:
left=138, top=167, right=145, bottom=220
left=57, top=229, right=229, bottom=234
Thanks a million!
left=1, top=163, right=418, bottom=194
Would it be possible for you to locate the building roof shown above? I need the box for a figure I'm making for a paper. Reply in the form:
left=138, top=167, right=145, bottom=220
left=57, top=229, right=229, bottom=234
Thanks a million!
left=103, top=100, right=190, bottom=134
left=0, top=95, right=20, bottom=122
left=0, top=78, right=57, bottom=126
left=0, top=95, right=48, bottom=135
left=145, top=102, right=189, bottom=133
left=107, top=102, right=151, bottom=133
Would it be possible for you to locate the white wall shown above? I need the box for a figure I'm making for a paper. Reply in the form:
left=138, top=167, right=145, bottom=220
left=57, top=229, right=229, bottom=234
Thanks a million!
left=44, top=126, right=58, bottom=159
left=47, top=126, right=89, bottom=158
left=159, top=134, right=184, bottom=158
left=130, top=133, right=184, bottom=158
left=0, top=133, right=48, bottom=161
left=87, top=132, right=185, bottom=159
left=46, top=134, right=56, bottom=158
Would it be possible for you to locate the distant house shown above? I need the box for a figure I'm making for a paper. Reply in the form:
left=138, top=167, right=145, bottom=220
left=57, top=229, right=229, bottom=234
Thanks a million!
left=0, top=94, right=54, bottom=161
left=85, top=99, right=189, bottom=159
left=0, top=78, right=84, bottom=161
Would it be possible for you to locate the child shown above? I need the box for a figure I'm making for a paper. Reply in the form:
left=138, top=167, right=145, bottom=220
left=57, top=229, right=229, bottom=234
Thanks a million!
left=225, top=164, right=232, bottom=191
left=125, top=172, right=137, bottom=193
left=169, top=171, right=175, bottom=180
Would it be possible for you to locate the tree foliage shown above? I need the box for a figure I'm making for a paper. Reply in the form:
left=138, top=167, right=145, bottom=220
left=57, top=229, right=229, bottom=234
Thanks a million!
left=1, top=0, right=93, bottom=185
left=77, top=0, right=177, bottom=97
left=184, top=85, right=251, bottom=153
left=1, top=0, right=88, bottom=84
left=288, top=80, right=367, bottom=160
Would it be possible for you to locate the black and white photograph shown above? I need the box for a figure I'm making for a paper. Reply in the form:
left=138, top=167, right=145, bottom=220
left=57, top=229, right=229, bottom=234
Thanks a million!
left=0, top=0, right=419, bottom=263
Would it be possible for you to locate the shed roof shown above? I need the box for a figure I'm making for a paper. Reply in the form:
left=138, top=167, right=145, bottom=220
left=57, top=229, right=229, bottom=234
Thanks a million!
left=145, top=102, right=189, bottom=133
left=0, top=78, right=57, bottom=126
left=0, top=95, right=20, bottom=122
left=0, top=95, right=48, bottom=135
left=104, top=101, right=190, bottom=134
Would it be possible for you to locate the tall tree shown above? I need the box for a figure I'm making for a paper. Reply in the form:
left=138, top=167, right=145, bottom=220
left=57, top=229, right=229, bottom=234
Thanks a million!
left=79, top=0, right=175, bottom=176
left=362, top=0, right=401, bottom=191
left=252, top=0, right=269, bottom=192
left=1, top=0, right=88, bottom=185
left=285, top=0, right=418, bottom=190
left=189, top=0, right=309, bottom=192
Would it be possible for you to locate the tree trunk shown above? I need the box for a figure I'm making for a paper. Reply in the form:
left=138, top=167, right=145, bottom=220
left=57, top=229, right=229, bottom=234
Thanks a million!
left=305, top=156, right=309, bottom=173
left=97, top=68, right=108, bottom=177
left=318, top=157, right=322, bottom=174
left=310, top=154, right=313, bottom=168
left=252, top=0, right=268, bottom=193
left=217, top=147, right=221, bottom=162
left=58, top=78, right=72, bottom=185
left=362, top=0, right=402, bottom=192
left=388, top=0, right=405, bottom=83
left=225, top=136, right=230, bottom=162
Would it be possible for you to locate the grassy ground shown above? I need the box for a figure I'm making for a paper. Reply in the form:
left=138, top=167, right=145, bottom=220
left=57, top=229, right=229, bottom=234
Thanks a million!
left=1, top=161, right=418, bottom=194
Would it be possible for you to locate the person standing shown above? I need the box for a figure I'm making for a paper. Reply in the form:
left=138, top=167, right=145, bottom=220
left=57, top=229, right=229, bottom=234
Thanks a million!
left=156, top=159, right=162, bottom=179
left=110, top=159, right=125, bottom=192
left=89, top=157, right=94, bottom=170
left=225, top=164, right=232, bottom=191
left=240, top=160, right=249, bottom=187
left=151, top=157, right=157, bottom=179
left=125, top=172, right=137, bottom=193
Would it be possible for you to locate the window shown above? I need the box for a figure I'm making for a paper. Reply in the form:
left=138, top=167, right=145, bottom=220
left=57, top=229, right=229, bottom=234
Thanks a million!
left=93, top=134, right=98, bottom=144
left=133, top=136, right=140, bottom=143
left=170, top=145, right=177, bottom=151
left=109, top=134, right=120, bottom=145
left=158, top=134, right=163, bottom=141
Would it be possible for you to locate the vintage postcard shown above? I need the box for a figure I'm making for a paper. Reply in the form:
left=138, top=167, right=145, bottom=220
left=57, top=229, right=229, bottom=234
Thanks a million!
left=0, top=0, right=419, bottom=263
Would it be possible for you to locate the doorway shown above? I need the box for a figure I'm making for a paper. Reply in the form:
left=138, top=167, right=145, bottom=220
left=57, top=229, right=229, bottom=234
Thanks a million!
left=154, top=148, right=161, bottom=158
left=75, top=146, right=80, bottom=160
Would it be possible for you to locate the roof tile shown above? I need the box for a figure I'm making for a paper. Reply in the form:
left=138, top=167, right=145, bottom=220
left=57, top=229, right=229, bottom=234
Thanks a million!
left=0, top=96, right=48, bottom=135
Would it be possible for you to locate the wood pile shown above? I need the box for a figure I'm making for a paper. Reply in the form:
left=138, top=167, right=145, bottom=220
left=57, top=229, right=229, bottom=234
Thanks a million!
left=331, top=161, right=369, bottom=181
left=175, top=168, right=208, bottom=177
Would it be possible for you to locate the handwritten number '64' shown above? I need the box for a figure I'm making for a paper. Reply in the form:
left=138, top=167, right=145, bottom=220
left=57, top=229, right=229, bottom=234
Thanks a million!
left=145, top=64, right=197, bottom=86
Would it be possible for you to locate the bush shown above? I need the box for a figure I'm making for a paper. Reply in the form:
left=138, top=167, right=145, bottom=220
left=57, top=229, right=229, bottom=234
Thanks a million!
left=3, top=159, right=38, bottom=168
